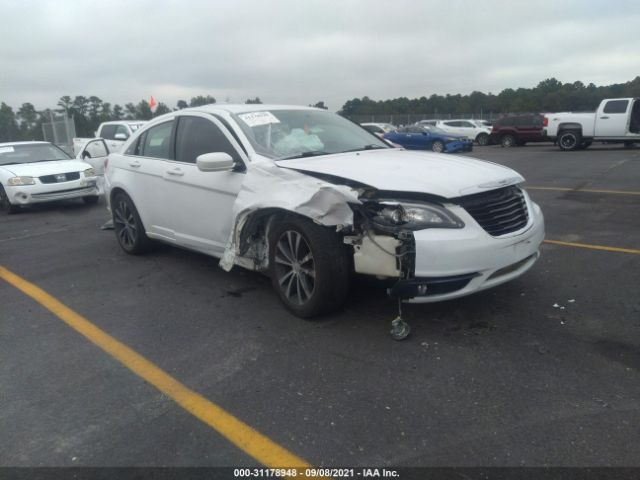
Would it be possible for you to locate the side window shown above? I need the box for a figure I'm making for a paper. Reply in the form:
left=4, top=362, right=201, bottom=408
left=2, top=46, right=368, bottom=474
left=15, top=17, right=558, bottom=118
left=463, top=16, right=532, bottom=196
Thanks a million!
left=175, top=116, right=240, bottom=164
left=460, top=121, right=474, bottom=128
left=141, top=121, right=174, bottom=159
left=444, top=121, right=458, bottom=127
left=603, top=100, right=629, bottom=114
left=115, top=125, right=130, bottom=139
left=100, top=125, right=117, bottom=140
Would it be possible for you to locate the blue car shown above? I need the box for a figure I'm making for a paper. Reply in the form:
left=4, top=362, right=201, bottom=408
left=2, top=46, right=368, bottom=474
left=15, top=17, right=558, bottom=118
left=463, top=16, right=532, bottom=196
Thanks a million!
left=384, top=125, right=473, bottom=153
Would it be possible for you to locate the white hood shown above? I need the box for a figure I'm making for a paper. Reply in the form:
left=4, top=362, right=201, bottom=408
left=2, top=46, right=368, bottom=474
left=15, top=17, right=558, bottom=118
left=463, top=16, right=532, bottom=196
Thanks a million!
left=275, top=149, right=524, bottom=198
left=0, top=160, right=91, bottom=177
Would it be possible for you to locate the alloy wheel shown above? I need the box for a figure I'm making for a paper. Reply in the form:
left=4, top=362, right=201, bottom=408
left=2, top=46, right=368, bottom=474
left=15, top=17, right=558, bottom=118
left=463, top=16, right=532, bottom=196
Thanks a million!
left=273, top=230, right=316, bottom=305
left=114, top=199, right=138, bottom=249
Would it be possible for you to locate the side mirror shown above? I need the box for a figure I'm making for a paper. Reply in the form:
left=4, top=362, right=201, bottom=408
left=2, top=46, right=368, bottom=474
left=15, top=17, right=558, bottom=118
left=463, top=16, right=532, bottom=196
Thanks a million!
left=196, top=152, right=235, bottom=172
left=114, top=133, right=128, bottom=140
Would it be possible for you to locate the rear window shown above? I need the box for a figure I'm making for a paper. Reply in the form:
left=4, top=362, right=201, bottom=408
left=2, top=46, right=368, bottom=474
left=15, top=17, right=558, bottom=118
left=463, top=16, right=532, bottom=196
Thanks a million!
left=497, top=117, right=515, bottom=126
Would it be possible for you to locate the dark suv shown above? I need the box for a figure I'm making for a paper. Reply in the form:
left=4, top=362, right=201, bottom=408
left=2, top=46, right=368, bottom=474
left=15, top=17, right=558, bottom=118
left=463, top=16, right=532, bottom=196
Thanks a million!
left=489, top=114, right=547, bottom=147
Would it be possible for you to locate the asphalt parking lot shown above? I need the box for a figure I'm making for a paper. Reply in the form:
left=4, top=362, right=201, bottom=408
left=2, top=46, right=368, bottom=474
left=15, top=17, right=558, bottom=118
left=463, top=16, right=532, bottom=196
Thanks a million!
left=1, top=143, right=639, bottom=470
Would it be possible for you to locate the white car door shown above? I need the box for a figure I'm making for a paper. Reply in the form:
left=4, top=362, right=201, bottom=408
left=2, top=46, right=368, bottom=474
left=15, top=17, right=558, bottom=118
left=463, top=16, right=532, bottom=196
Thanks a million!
left=439, top=121, right=463, bottom=136
left=596, top=99, right=632, bottom=137
left=122, top=119, right=177, bottom=241
left=77, top=139, right=109, bottom=194
left=163, top=114, right=248, bottom=256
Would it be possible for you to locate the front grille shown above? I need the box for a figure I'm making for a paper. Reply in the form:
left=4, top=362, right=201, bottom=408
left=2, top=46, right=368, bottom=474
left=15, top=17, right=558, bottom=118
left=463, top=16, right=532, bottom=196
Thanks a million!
left=457, top=186, right=529, bottom=236
left=39, top=171, right=80, bottom=184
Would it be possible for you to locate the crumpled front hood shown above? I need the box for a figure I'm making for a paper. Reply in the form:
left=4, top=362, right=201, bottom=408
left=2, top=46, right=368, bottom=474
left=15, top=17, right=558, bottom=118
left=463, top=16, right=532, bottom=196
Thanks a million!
left=1, top=160, right=91, bottom=177
left=275, top=149, right=524, bottom=198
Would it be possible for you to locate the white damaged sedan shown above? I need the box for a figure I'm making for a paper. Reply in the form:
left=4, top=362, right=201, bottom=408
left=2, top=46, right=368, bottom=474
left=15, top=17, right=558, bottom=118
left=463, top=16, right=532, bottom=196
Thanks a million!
left=105, top=105, right=544, bottom=338
left=0, top=141, right=99, bottom=213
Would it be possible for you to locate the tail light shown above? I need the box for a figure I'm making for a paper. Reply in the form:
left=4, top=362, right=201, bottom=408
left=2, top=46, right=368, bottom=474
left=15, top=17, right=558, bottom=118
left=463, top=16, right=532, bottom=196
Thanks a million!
left=543, top=116, right=548, bottom=127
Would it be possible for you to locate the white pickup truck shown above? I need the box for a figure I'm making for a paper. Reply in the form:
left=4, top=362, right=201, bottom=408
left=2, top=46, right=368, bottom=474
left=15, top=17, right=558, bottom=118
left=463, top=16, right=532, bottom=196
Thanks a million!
left=544, top=98, right=640, bottom=150
left=72, top=120, right=146, bottom=157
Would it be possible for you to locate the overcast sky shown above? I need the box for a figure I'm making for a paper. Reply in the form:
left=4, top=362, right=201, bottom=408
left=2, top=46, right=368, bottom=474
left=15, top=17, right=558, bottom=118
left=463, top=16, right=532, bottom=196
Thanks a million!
left=1, top=0, right=639, bottom=112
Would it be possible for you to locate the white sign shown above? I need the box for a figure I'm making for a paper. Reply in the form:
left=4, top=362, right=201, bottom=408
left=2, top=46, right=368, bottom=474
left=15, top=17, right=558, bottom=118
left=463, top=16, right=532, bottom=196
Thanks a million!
left=238, top=111, right=281, bottom=127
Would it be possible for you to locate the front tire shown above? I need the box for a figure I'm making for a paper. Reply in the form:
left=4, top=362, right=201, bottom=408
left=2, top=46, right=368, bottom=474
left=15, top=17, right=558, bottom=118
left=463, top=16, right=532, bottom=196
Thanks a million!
left=431, top=140, right=445, bottom=153
left=558, top=131, right=581, bottom=151
left=0, top=184, right=19, bottom=214
left=112, top=192, right=154, bottom=254
left=268, top=216, right=349, bottom=318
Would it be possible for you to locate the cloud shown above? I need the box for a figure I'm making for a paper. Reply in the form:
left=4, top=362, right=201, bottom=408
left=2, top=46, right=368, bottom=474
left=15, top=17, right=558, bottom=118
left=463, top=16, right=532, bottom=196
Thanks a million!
left=1, top=0, right=639, bottom=111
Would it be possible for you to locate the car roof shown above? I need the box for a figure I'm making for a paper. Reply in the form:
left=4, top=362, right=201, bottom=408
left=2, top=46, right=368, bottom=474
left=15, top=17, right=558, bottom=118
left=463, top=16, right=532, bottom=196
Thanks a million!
left=178, top=104, right=321, bottom=114
left=0, top=141, right=51, bottom=147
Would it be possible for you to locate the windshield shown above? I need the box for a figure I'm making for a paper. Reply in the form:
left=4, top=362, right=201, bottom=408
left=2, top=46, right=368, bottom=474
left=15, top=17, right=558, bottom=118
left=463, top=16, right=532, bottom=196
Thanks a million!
left=0, top=143, right=72, bottom=166
left=232, top=109, right=389, bottom=160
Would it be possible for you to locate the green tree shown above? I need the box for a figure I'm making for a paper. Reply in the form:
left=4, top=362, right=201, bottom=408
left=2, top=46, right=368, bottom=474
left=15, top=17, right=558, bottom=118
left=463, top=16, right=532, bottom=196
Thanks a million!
left=0, top=102, right=20, bottom=141
left=189, top=95, right=216, bottom=107
left=176, top=99, right=188, bottom=110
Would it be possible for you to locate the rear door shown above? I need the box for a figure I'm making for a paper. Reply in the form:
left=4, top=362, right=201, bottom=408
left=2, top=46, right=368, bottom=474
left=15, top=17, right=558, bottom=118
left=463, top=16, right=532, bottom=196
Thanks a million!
left=596, top=99, right=631, bottom=137
left=122, top=119, right=177, bottom=241
left=164, top=114, right=248, bottom=256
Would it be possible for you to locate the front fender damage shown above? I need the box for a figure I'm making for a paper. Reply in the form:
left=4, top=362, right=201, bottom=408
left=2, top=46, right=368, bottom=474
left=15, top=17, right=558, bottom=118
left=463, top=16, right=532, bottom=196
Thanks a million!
left=219, top=162, right=361, bottom=271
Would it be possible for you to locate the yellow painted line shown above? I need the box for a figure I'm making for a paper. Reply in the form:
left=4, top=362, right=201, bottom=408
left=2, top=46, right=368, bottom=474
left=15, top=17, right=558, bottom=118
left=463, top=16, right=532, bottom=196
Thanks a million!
left=527, top=186, right=640, bottom=196
left=0, top=265, right=310, bottom=471
left=544, top=240, right=640, bottom=255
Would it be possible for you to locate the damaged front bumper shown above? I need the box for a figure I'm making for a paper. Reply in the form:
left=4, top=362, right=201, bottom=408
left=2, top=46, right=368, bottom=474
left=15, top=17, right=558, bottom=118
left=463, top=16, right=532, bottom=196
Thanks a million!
left=352, top=192, right=545, bottom=303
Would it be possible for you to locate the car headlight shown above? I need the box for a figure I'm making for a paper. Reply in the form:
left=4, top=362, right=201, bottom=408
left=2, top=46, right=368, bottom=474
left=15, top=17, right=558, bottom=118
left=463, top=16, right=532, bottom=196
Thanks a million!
left=375, top=202, right=464, bottom=230
left=83, top=168, right=96, bottom=177
left=7, top=176, right=35, bottom=186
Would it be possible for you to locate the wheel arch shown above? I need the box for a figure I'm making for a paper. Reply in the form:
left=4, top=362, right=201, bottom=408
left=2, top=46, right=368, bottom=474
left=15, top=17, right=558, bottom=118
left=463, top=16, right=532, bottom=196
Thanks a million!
left=557, top=122, right=583, bottom=135
left=233, top=207, right=347, bottom=271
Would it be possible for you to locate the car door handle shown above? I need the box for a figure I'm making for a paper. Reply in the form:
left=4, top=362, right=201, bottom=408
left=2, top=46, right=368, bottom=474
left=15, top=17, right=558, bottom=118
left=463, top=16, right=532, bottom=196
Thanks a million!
left=166, top=168, right=184, bottom=176
left=128, top=160, right=141, bottom=168
left=600, top=116, right=609, bottom=119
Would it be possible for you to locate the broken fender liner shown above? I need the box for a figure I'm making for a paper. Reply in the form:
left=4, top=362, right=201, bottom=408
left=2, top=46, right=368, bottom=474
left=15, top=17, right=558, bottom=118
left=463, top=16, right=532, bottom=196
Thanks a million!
left=219, top=160, right=361, bottom=271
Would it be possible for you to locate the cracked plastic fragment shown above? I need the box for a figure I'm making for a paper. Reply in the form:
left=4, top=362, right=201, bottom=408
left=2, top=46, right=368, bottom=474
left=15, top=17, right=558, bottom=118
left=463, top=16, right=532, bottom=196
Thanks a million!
left=219, top=161, right=361, bottom=271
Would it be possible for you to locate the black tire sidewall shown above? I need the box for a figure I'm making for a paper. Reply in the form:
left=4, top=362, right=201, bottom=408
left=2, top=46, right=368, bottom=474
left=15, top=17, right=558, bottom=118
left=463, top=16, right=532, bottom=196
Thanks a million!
left=112, top=192, right=152, bottom=254
left=432, top=141, right=444, bottom=153
left=559, top=131, right=581, bottom=151
left=476, top=133, right=489, bottom=146
left=501, top=135, right=515, bottom=147
left=268, top=216, right=349, bottom=318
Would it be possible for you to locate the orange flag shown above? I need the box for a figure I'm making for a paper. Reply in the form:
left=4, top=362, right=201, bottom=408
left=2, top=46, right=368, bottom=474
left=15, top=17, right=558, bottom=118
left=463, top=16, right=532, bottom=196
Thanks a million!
left=149, top=96, right=158, bottom=113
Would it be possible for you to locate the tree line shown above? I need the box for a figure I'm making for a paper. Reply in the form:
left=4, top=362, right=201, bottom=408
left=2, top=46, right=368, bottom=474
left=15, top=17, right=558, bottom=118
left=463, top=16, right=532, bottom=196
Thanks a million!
left=0, top=94, right=330, bottom=142
left=0, top=95, right=252, bottom=142
left=2, top=76, right=639, bottom=142
left=340, top=77, right=640, bottom=117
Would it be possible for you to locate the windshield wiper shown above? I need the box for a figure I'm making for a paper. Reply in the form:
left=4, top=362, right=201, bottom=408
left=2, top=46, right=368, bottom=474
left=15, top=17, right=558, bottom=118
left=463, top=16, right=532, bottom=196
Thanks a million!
left=281, top=150, right=330, bottom=160
left=340, top=144, right=387, bottom=153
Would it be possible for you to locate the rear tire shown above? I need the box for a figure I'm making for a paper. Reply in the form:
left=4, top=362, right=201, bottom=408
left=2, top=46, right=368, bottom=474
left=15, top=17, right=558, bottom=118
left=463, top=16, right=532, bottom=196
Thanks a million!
left=500, top=134, right=515, bottom=148
left=268, top=216, right=349, bottom=318
left=431, top=140, right=445, bottom=153
left=476, top=133, right=489, bottom=146
left=558, top=130, right=581, bottom=151
left=0, top=184, right=19, bottom=214
left=112, top=192, right=154, bottom=254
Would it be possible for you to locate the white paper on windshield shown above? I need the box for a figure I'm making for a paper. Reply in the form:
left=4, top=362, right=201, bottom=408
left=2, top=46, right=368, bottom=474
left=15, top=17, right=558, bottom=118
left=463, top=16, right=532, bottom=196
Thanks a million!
left=0, top=146, right=15, bottom=154
left=238, top=111, right=280, bottom=127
